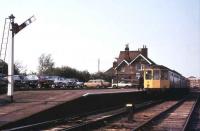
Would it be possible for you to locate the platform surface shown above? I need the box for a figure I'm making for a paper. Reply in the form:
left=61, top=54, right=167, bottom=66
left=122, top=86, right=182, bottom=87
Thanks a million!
left=0, top=89, right=139, bottom=127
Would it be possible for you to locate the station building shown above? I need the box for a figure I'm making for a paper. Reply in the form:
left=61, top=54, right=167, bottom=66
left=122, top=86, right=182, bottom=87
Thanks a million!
left=188, top=76, right=200, bottom=88
left=105, top=45, right=156, bottom=85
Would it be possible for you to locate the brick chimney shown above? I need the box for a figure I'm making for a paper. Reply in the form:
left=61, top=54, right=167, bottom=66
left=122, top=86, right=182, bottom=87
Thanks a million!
left=113, top=61, right=117, bottom=68
left=140, top=45, right=148, bottom=58
left=124, top=44, right=130, bottom=61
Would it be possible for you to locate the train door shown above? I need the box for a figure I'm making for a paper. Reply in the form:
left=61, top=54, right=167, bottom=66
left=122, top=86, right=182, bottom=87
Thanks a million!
left=153, top=69, right=160, bottom=88
left=144, top=70, right=153, bottom=89
left=160, top=70, right=170, bottom=88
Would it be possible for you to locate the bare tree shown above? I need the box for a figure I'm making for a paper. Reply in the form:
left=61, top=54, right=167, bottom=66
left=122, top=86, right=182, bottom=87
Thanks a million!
left=38, top=54, right=54, bottom=75
left=15, top=61, right=27, bottom=75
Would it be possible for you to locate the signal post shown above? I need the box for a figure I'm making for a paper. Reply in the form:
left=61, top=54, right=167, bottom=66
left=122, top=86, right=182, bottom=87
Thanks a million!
left=6, top=14, right=35, bottom=102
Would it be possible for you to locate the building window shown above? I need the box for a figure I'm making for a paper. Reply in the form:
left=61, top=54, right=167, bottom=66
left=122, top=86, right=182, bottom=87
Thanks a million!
left=136, top=72, right=140, bottom=79
left=135, top=64, right=141, bottom=71
left=130, top=66, right=134, bottom=73
left=120, top=67, right=125, bottom=72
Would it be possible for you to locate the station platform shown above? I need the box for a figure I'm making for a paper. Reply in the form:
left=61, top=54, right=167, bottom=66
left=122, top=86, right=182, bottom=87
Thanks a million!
left=0, top=89, right=140, bottom=128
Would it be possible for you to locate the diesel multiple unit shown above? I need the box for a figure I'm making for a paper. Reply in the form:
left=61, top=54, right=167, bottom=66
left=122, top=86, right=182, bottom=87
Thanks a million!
left=144, top=65, right=188, bottom=90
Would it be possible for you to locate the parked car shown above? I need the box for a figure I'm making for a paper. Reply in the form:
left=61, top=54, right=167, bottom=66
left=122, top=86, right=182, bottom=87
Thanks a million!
left=66, top=78, right=84, bottom=88
left=13, top=75, right=24, bottom=88
left=47, top=76, right=60, bottom=88
left=53, top=77, right=69, bottom=88
left=74, top=79, right=84, bottom=88
left=0, top=76, right=7, bottom=93
left=84, top=79, right=111, bottom=88
left=112, top=81, right=134, bottom=88
left=3, top=75, right=24, bottom=89
left=0, top=77, right=7, bottom=87
left=24, top=75, right=39, bottom=88
left=37, top=75, right=54, bottom=88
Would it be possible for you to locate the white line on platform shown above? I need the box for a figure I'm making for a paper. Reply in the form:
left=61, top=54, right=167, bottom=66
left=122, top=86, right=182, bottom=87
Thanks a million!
left=82, top=93, right=90, bottom=97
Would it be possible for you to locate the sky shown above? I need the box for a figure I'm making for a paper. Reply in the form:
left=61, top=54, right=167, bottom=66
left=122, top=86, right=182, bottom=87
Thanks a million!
left=0, top=0, right=199, bottom=77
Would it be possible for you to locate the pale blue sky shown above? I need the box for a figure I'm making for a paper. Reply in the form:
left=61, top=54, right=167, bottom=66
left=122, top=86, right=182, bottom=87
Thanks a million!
left=0, top=0, right=199, bottom=77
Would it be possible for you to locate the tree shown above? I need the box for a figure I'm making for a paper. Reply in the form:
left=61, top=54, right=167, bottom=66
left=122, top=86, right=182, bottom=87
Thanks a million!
left=15, top=61, right=27, bottom=75
left=44, top=66, right=91, bottom=82
left=0, top=60, right=22, bottom=75
left=0, top=59, right=7, bottom=74
left=38, top=54, right=54, bottom=75
left=91, top=72, right=112, bottom=82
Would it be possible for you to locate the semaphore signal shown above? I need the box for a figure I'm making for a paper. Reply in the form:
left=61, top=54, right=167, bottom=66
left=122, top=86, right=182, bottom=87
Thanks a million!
left=1, top=14, right=35, bottom=102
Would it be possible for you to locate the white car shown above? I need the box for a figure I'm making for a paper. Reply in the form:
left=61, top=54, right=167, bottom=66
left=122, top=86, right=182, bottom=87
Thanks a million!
left=84, top=79, right=111, bottom=88
left=112, top=81, right=133, bottom=88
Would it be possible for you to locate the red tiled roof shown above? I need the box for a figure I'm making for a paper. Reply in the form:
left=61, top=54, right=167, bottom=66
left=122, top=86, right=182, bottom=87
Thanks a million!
left=117, top=51, right=140, bottom=64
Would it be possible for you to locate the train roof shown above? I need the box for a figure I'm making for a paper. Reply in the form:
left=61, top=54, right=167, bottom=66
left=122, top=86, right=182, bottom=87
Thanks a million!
left=150, top=65, right=184, bottom=78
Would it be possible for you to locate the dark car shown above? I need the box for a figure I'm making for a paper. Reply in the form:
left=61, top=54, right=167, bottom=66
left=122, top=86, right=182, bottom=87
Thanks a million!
left=0, top=74, right=8, bottom=93
left=3, top=75, right=24, bottom=89
left=37, top=75, right=54, bottom=88
left=13, top=75, right=24, bottom=88
left=65, top=78, right=77, bottom=88
left=53, top=77, right=68, bottom=88
left=67, top=78, right=84, bottom=88
left=47, top=76, right=60, bottom=88
left=0, top=74, right=7, bottom=86
left=24, top=75, right=39, bottom=88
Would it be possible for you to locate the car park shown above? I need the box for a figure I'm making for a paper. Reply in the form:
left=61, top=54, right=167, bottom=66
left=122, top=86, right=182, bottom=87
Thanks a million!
left=84, top=79, right=111, bottom=88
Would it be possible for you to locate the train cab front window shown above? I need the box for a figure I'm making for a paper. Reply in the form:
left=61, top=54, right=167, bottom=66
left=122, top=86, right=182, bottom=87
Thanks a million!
left=153, top=70, right=160, bottom=80
left=145, top=70, right=152, bottom=80
left=161, top=70, right=168, bottom=80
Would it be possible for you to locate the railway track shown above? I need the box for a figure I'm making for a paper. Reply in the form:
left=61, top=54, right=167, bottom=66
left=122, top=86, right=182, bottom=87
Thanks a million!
left=6, top=94, right=198, bottom=131
left=183, top=92, right=200, bottom=131
left=5, top=100, right=160, bottom=131
left=96, top=100, right=180, bottom=130
left=133, top=94, right=199, bottom=131
left=93, top=94, right=199, bottom=131
left=42, top=101, right=160, bottom=131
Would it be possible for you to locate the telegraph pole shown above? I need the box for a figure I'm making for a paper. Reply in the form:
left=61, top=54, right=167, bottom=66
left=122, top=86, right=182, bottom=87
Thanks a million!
left=7, top=14, right=15, bottom=102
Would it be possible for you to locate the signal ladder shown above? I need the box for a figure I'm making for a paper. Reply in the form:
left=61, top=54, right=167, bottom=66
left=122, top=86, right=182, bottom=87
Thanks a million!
left=0, top=18, right=11, bottom=73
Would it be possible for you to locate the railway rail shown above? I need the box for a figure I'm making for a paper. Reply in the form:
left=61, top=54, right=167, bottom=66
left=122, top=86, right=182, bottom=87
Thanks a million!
left=93, top=93, right=199, bottom=131
left=5, top=100, right=160, bottom=131
left=182, top=92, right=200, bottom=131
left=4, top=93, right=197, bottom=131
left=133, top=94, right=198, bottom=131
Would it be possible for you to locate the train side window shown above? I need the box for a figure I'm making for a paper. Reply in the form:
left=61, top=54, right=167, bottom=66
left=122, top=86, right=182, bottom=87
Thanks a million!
left=145, top=70, right=152, bottom=80
left=161, top=70, right=168, bottom=80
left=153, top=70, right=160, bottom=80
